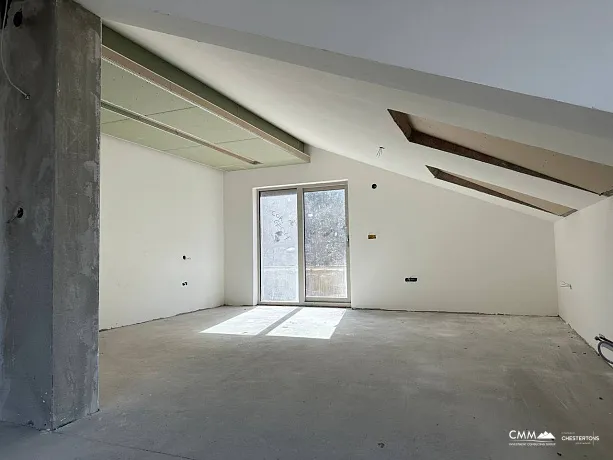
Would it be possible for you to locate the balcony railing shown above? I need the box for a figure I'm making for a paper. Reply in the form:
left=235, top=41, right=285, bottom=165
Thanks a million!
left=261, top=266, right=347, bottom=301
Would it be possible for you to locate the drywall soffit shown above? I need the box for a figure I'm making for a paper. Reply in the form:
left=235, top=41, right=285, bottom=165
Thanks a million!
left=100, top=25, right=309, bottom=171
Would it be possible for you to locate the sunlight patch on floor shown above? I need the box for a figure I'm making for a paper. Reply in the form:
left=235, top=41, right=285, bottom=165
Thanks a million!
left=200, top=306, right=296, bottom=336
left=267, top=308, right=346, bottom=339
left=201, top=307, right=347, bottom=339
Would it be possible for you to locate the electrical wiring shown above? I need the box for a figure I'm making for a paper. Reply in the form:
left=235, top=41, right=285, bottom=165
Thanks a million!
left=1, top=0, right=29, bottom=99
left=595, top=335, right=613, bottom=366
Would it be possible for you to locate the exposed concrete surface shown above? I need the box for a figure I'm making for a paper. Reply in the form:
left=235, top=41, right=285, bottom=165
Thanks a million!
left=1, top=308, right=612, bottom=459
left=0, top=0, right=100, bottom=429
left=51, top=0, right=101, bottom=428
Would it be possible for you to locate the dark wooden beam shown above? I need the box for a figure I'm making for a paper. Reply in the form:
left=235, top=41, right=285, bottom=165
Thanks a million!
left=390, top=109, right=597, bottom=195
left=561, top=209, right=578, bottom=217
left=388, top=109, right=412, bottom=140
left=426, top=166, right=559, bottom=215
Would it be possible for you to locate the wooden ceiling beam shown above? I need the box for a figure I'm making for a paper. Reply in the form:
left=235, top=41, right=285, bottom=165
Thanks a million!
left=426, top=166, right=550, bottom=213
left=390, top=109, right=596, bottom=195
left=426, top=166, right=576, bottom=217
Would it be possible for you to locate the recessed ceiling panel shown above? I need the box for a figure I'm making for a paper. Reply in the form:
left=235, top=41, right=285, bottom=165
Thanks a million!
left=148, top=107, right=257, bottom=145
left=102, top=61, right=192, bottom=116
left=100, top=26, right=308, bottom=171
left=102, top=119, right=198, bottom=152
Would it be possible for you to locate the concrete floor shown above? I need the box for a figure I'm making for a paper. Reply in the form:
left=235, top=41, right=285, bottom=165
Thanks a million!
left=1, top=306, right=612, bottom=459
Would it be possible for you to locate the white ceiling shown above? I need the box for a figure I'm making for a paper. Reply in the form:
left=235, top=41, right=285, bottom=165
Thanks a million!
left=80, top=0, right=613, bottom=113
left=108, top=22, right=613, bottom=221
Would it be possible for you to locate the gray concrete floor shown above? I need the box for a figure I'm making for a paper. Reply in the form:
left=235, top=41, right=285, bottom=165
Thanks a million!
left=1, top=306, right=612, bottom=459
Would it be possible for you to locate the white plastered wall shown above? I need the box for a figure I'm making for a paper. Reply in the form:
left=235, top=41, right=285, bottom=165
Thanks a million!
left=555, top=196, right=613, bottom=350
left=224, top=147, right=558, bottom=315
left=100, top=135, right=224, bottom=329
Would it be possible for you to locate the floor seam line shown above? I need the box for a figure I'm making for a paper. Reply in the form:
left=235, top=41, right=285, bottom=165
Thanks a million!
left=53, top=431, right=200, bottom=460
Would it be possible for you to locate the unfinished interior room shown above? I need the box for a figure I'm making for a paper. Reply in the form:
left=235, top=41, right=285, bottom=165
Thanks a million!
left=1, top=0, right=612, bottom=459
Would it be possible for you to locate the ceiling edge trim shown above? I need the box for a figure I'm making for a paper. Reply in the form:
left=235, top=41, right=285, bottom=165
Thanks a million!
left=102, top=100, right=261, bottom=165
left=390, top=109, right=597, bottom=195
left=102, top=25, right=309, bottom=163
left=102, top=133, right=230, bottom=171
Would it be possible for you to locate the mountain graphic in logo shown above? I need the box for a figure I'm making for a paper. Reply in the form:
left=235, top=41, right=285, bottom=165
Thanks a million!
left=537, top=432, right=556, bottom=441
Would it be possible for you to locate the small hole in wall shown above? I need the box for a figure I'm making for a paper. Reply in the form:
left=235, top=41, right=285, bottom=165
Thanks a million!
left=371, top=183, right=377, bottom=189
left=13, top=10, right=22, bottom=27
left=7, top=206, right=24, bottom=223
left=182, top=255, right=187, bottom=260
left=182, top=281, right=188, bottom=286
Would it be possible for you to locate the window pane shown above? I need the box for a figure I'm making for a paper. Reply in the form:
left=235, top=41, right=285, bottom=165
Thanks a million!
left=259, top=190, right=299, bottom=302
left=304, top=188, right=348, bottom=299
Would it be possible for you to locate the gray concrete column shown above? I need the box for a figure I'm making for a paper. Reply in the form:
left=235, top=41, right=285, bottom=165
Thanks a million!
left=0, top=0, right=100, bottom=429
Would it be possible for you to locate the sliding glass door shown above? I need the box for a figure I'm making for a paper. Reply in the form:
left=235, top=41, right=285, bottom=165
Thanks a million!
left=303, top=187, right=349, bottom=301
left=259, top=189, right=299, bottom=303
left=259, top=184, right=350, bottom=304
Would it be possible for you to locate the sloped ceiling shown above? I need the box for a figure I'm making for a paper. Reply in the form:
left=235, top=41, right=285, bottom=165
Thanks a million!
left=106, top=22, right=613, bottom=220
left=77, top=0, right=613, bottom=114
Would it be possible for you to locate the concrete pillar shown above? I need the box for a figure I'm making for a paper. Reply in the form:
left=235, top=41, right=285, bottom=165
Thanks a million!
left=0, top=0, right=100, bottom=429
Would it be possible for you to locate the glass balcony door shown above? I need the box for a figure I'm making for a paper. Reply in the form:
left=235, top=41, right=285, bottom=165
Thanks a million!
left=303, top=186, right=349, bottom=302
left=259, top=189, right=299, bottom=303
left=258, top=184, right=350, bottom=305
